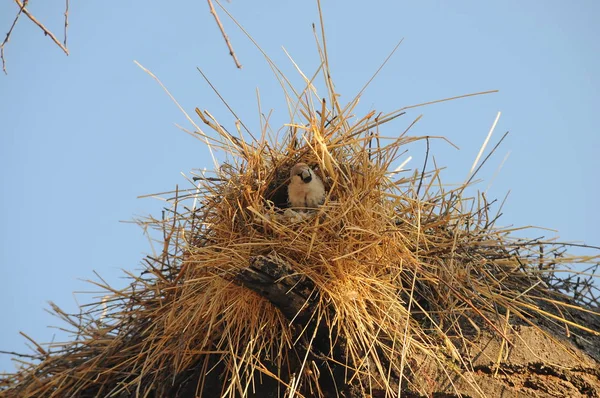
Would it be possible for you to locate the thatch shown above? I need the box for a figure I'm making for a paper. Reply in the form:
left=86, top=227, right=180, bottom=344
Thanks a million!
left=1, top=12, right=599, bottom=398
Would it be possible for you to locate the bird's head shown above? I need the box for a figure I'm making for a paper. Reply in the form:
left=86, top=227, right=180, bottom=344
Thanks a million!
left=290, top=163, right=313, bottom=184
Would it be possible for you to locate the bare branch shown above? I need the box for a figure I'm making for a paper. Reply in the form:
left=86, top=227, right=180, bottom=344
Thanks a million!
left=1, top=2, right=25, bottom=74
left=2, top=1, right=71, bottom=74
left=64, top=0, right=69, bottom=48
left=207, top=0, right=242, bottom=69
left=13, top=0, right=69, bottom=56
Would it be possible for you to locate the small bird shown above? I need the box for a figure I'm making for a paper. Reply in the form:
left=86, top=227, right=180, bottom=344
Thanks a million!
left=288, top=163, right=325, bottom=209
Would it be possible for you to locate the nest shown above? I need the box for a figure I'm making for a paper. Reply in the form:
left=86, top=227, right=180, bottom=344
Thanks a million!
left=2, top=26, right=599, bottom=398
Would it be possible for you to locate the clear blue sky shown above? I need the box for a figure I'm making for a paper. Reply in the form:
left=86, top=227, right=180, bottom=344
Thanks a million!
left=1, top=1, right=598, bottom=372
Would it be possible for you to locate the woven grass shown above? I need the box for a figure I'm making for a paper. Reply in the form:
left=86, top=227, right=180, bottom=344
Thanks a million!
left=1, top=8, right=599, bottom=398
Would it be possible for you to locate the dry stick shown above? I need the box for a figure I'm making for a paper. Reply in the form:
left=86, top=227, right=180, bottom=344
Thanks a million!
left=19, top=331, right=48, bottom=357
left=196, top=67, right=256, bottom=141
left=460, top=131, right=510, bottom=197
left=315, top=0, right=339, bottom=117
left=353, top=90, right=498, bottom=137
left=344, top=38, right=404, bottom=119
left=0, top=350, right=44, bottom=360
left=1, top=3, right=25, bottom=74
left=207, top=0, right=242, bottom=69
left=214, top=0, right=301, bottom=114
left=64, top=0, right=69, bottom=48
left=469, top=111, right=501, bottom=176
left=14, top=0, right=69, bottom=56
left=547, top=242, right=600, bottom=251
left=416, top=136, right=430, bottom=197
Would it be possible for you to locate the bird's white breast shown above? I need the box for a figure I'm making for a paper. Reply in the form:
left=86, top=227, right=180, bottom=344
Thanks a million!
left=288, top=175, right=325, bottom=208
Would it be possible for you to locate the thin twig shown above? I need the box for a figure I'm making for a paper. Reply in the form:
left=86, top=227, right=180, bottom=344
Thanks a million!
left=14, top=0, right=69, bottom=56
left=470, top=111, right=501, bottom=175
left=463, top=131, right=510, bottom=188
left=64, top=0, right=69, bottom=48
left=207, top=0, right=242, bottom=69
left=1, top=2, right=25, bottom=74
left=416, top=136, right=430, bottom=197
left=196, top=67, right=254, bottom=140
left=0, top=350, right=43, bottom=360
left=543, top=242, right=600, bottom=251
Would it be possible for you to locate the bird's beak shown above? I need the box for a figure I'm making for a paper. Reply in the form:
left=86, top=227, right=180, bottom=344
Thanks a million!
left=300, top=169, right=312, bottom=183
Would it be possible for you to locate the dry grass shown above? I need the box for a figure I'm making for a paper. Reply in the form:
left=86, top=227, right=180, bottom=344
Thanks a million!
left=1, top=6, right=599, bottom=398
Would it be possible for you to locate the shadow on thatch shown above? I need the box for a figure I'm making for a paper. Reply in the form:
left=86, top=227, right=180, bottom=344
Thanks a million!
left=2, top=8, right=600, bottom=398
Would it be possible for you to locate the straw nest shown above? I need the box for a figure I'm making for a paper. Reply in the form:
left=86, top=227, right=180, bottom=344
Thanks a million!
left=2, top=31, right=600, bottom=398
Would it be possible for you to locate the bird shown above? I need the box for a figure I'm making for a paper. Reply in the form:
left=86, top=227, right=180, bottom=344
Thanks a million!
left=287, top=163, right=325, bottom=209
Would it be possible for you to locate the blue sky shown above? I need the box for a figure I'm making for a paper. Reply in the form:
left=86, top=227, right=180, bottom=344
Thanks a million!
left=1, top=1, right=598, bottom=372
